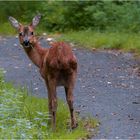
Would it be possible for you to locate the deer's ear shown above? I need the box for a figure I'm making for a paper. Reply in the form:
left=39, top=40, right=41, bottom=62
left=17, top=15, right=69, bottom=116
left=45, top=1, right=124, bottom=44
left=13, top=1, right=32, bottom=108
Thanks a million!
left=8, top=16, right=20, bottom=30
left=31, top=14, right=41, bottom=28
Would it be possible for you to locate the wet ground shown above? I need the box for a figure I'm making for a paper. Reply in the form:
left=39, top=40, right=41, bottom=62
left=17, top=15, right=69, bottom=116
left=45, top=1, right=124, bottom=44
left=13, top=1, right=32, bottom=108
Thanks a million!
left=0, top=36, right=140, bottom=139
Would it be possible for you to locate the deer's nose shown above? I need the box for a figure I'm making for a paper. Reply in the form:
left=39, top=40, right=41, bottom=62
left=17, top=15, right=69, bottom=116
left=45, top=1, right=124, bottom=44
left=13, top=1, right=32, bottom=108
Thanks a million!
left=23, top=40, right=29, bottom=46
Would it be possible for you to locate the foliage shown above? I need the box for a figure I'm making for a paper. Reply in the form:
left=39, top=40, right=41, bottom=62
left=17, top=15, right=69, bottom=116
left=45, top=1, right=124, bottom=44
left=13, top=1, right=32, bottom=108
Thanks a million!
left=1, top=1, right=140, bottom=52
left=1, top=1, right=140, bottom=32
left=0, top=72, right=49, bottom=139
left=59, top=30, right=140, bottom=52
left=0, top=70, right=98, bottom=139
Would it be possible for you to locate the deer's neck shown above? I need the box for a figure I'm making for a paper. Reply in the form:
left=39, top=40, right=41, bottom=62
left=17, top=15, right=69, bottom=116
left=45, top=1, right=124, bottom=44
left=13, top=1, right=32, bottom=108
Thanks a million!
left=24, top=42, right=47, bottom=68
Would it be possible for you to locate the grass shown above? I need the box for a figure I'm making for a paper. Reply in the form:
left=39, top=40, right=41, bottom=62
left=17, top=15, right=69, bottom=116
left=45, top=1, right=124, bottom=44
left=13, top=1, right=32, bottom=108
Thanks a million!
left=1, top=22, right=140, bottom=53
left=0, top=22, right=46, bottom=36
left=59, top=30, right=140, bottom=53
left=0, top=23, right=16, bottom=35
left=0, top=70, right=98, bottom=139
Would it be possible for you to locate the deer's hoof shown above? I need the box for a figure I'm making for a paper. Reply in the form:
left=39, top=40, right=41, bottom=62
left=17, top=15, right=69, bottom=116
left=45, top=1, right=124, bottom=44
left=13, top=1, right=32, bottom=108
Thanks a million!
left=71, top=122, right=78, bottom=130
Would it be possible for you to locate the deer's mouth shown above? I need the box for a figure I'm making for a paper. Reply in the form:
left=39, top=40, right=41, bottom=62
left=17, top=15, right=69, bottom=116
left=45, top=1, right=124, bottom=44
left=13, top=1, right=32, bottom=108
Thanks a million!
left=22, top=41, right=33, bottom=48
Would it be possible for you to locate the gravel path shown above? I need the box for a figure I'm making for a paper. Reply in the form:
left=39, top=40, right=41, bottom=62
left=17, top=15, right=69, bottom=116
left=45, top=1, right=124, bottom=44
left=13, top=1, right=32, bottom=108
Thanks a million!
left=0, top=36, right=140, bottom=139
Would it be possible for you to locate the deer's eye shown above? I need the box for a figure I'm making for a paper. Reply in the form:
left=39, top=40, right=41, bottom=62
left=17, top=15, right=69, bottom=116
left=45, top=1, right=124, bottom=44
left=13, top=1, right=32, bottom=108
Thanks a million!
left=31, top=32, right=34, bottom=35
left=19, top=32, right=23, bottom=36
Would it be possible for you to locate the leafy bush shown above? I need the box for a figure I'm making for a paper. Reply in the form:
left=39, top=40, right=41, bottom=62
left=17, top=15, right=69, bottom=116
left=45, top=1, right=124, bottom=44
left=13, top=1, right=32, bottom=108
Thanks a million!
left=0, top=70, right=98, bottom=139
left=60, top=30, right=140, bottom=52
left=1, top=1, right=140, bottom=32
left=0, top=72, right=49, bottom=139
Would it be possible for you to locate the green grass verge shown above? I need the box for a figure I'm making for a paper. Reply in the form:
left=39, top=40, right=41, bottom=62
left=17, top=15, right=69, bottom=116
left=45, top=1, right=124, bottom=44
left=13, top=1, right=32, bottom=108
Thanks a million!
left=0, top=23, right=46, bottom=36
left=1, top=22, right=139, bottom=53
left=0, top=70, right=98, bottom=139
left=0, top=23, right=16, bottom=35
left=59, top=30, right=140, bottom=53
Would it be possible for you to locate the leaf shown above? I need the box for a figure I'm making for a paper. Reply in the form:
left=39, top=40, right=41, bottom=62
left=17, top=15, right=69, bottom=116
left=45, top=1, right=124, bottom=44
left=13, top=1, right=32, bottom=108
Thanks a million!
left=41, top=122, right=47, bottom=127
left=36, top=111, right=43, bottom=116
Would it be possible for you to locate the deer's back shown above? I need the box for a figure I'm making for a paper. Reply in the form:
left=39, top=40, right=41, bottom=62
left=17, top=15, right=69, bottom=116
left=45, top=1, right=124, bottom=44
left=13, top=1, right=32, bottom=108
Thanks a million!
left=43, top=42, right=77, bottom=86
left=46, top=42, right=77, bottom=72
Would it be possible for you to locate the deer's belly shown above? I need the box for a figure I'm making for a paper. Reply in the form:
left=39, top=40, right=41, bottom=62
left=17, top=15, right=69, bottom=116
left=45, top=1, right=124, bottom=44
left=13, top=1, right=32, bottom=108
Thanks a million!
left=56, top=73, right=69, bottom=86
left=56, top=77, right=67, bottom=86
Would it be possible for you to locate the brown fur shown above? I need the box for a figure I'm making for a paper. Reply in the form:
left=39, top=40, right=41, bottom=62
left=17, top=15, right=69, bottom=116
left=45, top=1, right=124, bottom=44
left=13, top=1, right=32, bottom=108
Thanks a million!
left=18, top=25, right=78, bottom=130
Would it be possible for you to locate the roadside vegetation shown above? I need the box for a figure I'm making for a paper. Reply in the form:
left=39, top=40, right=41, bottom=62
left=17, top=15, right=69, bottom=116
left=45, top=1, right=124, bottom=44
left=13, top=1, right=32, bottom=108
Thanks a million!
left=0, top=1, right=140, bottom=53
left=59, top=31, right=140, bottom=53
left=0, top=70, right=98, bottom=139
left=0, top=1, right=139, bottom=139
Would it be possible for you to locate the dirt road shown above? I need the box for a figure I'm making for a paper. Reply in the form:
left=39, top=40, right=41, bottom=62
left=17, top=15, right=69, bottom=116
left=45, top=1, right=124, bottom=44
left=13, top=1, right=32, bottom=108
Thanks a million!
left=0, top=36, right=140, bottom=139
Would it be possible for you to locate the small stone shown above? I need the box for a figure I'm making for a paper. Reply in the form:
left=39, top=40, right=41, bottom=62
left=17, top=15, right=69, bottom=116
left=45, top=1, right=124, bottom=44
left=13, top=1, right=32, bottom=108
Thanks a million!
left=121, top=83, right=128, bottom=88
left=34, top=87, right=38, bottom=90
left=111, top=112, right=117, bottom=116
left=132, top=101, right=139, bottom=104
left=92, top=96, right=95, bottom=99
left=82, top=85, right=86, bottom=88
left=92, top=48, right=96, bottom=51
left=70, top=43, right=75, bottom=47
left=46, top=37, right=54, bottom=42
left=42, top=32, right=47, bottom=36
left=14, top=43, right=18, bottom=47
left=14, top=66, right=19, bottom=69
left=107, top=81, right=111, bottom=84
left=3, top=70, right=7, bottom=74
left=73, top=48, right=77, bottom=51
left=28, top=63, right=32, bottom=67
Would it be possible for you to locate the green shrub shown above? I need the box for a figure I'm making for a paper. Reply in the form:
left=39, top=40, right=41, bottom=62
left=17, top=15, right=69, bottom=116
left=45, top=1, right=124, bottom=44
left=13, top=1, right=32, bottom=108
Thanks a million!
left=1, top=1, right=140, bottom=32
left=59, top=30, right=140, bottom=53
left=0, top=70, right=98, bottom=139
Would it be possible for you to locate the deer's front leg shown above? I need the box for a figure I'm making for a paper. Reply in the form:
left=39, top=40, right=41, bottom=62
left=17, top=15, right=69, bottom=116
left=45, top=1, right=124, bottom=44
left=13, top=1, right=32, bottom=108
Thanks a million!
left=45, top=80, right=52, bottom=117
left=47, top=77, right=57, bottom=130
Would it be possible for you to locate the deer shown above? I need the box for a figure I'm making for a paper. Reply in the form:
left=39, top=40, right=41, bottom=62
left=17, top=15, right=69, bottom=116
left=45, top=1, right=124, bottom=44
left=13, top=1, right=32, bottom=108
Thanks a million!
left=8, top=15, right=78, bottom=130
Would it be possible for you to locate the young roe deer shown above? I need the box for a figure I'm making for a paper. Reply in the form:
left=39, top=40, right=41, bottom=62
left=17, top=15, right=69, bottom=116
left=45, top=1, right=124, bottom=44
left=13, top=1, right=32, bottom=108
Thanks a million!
left=9, top=15, right=78, bottom=130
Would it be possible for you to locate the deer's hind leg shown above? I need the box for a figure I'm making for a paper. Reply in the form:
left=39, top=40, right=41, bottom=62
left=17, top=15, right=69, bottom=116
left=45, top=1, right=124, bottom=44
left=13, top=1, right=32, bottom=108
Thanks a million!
left=65, top=73, right=78, bottom=129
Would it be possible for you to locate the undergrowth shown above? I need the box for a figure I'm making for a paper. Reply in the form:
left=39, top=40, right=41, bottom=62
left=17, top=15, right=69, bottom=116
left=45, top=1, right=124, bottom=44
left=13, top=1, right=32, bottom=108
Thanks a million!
left=0, top=23, right=16, bottom=35
left=0, top=21, right=140, bottom=54
left=0, top=70, right=98, bottom=139
left=59, top=30, right=140, bottom=53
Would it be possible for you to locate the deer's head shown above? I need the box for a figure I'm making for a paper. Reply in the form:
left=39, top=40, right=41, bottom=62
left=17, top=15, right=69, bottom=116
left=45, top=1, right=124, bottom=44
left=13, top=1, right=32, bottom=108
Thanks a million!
left=9, top=15, right=41, bottom=48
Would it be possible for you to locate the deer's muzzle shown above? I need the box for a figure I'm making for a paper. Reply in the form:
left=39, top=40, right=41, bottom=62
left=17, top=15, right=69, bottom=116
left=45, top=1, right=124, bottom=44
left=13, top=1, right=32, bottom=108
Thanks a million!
left=23, top=40, right=29, bottom=46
